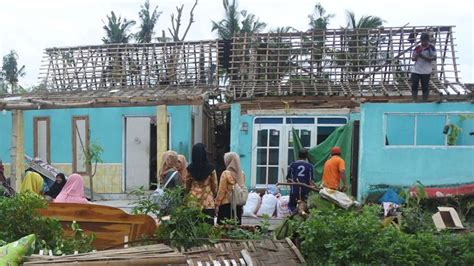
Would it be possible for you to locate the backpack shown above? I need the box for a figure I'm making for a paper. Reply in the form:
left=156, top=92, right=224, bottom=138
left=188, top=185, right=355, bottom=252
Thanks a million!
left=231, top=182, right=248, bottom=207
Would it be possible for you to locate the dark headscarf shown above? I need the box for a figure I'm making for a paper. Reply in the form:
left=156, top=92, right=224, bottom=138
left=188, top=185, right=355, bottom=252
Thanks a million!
left=45, top=173, right=67, bottom=198
left=187, top=143, right=215, bottom=181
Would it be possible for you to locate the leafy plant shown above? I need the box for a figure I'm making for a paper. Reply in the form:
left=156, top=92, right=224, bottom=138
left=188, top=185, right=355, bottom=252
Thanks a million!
left=447, top=124, right=462, bottom=145
left=129, top=186, right=160, bottom=216
left=0, top=193, right=94, bottom=255
left=154, top=196, right=219, bottom=249
left=296, top=203, right=474, bottom=264
left=1, top=50, right=26, bottom=94
left=42, top=221, right=95, bottom=255
left=130, top=186, right=185, bottom=219
left=82, top=141, right=104, bottom=201
left=0, top=193, right=62, bottom=251
left=219, top=215, right=270, bottom=240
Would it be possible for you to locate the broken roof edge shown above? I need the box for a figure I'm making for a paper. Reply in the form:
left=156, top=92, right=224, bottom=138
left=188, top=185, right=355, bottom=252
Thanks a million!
left=217, top=94, right=473, bottom=111
left=0, top=88, right=210, bottom=111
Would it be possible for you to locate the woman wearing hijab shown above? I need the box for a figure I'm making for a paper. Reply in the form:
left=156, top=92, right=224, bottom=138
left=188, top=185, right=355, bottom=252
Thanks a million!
left=185, top=143, right=218, bottom=225
left=0, top=162, right=15, bottom=197
left=176, top=155, right=188, bottom=184
left=20, top=171, right=44, bottom=195
left=44, top=173, right=67, bottom=200
left=215, top=152, right=246, bottom=225
left=54, top=173, right=89, bottom=204
left=159, top=151, right=181, bottom=189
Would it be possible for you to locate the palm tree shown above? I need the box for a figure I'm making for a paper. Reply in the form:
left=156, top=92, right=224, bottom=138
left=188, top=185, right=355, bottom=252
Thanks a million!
left=240, top=10, right=267, bottom=35
left=211, top=0, right=266, bottom=39
left=270, top=26, right=297, bottom=34
left=1, top=50, right=25, bottom=94
left=345, top=11, right=384, bottom=29
left=308, top=3, right=334, bottom=30
left=102, top=11, right=136, bottom=44
left=307, top=3, right=335, bottom=81
left=136, top=0, right=162, bottom=43
left=343, top=11, right=385, bottom=81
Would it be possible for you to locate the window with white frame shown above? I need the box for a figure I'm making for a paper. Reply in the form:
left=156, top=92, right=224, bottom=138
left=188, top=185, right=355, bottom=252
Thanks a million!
left=384, top=113, right=474, bottom=147
left=252, top=116, right=347, bottom=187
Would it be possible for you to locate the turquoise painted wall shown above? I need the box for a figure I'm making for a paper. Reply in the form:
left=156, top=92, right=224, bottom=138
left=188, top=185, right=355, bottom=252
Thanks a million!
left=0, top=111, right=12, bottom=163
left=22, top=106, right=192, bottom=164
left=238, top=115, right=253, bottom=188
left=358, top=102, right=474, bottom=200
left=230, top=103, right=254, bottom=188
left=168, top=105, right=192, bottom=160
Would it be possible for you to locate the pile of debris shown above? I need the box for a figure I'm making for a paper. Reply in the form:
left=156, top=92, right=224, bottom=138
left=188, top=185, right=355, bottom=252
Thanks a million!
left=23, top=238, right=305, bottom=265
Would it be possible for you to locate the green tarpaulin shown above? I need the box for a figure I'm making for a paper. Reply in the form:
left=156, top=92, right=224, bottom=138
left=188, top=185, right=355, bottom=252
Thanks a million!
left=292, top=121, right=353, bottom=189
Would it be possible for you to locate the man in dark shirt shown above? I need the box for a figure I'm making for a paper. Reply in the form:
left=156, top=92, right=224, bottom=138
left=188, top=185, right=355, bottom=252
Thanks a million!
left=286, top=148, right=314, bottom=213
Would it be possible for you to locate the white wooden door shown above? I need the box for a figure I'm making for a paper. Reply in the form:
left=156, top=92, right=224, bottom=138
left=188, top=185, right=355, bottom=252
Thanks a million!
left=125, top=117, right=150, bottom=191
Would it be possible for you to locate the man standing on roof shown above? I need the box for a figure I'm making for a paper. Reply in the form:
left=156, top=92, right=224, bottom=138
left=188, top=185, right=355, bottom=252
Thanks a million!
left=411, top=32, right=437, bottom=102
left=286, top=148, right=315, bottom=213
left=322, top=147, right=347, bottom=192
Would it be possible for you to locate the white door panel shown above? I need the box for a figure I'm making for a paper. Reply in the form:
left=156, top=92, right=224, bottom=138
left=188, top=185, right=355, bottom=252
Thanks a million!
left=125, top=117, right=150, bottom=191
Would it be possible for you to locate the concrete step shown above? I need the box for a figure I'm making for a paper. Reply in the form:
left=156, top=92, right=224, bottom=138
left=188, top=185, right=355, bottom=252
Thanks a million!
left=97, top=191, right=153, bottom=201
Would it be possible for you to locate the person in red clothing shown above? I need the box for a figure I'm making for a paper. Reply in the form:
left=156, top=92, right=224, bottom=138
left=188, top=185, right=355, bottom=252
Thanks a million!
left=322, top=147, right=347, bottom=192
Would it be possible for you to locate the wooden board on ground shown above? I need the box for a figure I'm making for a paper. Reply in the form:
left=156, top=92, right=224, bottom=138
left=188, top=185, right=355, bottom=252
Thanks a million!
left=23, top=244, right=186, bottom=265
left=37, top=203, right=156, bottom=250
left=184, top=238, right=305, bottom=265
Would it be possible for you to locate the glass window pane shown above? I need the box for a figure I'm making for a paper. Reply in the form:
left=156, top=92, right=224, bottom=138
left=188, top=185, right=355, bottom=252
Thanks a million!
left=255, top=117, right=283, bottom=124
left=257, top=148, right=267, bottom=165
left=268, top=167, right=278, bottom=184
left=288, top=130, right=299, bottom=145
left=301, top=129, right=311, bottom=147
left=318, top=117, right=347, bottom=124
left=386, top=115, right=415, bottom=145
left=269, top=129, right=280, bottom=146
left=317, top=126, right=337, bottom=145
left=257, top=130, right=268, bottom=146
left=269, top=149, right=279, bottom=165
left=286, top=117, right=315, bottom=124
left=417, top=115, right=445, bottom=145
left=288, top=149, right=295, bottom=164
left=256, top=167, right=267, bottom=184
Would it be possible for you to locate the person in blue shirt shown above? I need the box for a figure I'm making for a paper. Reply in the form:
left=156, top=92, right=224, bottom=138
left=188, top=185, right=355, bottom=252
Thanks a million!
left=286, top=148, right=315, bottom=213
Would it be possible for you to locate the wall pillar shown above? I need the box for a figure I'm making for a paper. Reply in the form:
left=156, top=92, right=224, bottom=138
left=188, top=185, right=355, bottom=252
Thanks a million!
left=156, top=105, right=168, bottom=186
left=11, top=110, right=24, bottom=190
left=230, top=103, right=241, bottom=153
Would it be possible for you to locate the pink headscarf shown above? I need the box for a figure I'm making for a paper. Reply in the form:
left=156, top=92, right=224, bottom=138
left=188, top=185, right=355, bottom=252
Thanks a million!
left=54, top=173, right=88, bottom=204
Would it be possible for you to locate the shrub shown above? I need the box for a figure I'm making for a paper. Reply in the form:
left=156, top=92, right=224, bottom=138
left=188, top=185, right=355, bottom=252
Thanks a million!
left=0, top=193, right=62, bottom=250
left=155, top=196, right=219, bottom=249
left=296, top=202, right=474, bottom=265
left=0, top=193, right=94, bottom=254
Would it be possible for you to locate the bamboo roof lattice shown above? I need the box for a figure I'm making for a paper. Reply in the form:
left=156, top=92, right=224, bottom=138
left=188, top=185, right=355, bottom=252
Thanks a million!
left=36, top=26, right=469, bottom=106
left=226, top=26, right=469, bottom=99
left=39, top=40, right=220, bottom=92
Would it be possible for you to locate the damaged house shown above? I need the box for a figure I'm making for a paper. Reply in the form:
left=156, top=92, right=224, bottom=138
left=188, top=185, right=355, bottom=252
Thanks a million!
left=0, top=26, right=472, bottom=200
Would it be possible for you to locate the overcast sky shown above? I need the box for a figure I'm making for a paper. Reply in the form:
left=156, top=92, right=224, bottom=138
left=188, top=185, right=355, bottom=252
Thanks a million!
left=1, top=0, right=473, bottom=87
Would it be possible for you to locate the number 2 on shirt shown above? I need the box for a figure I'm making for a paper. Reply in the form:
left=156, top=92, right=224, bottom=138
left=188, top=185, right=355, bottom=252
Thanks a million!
left=297, top=165, right=305, bottom=177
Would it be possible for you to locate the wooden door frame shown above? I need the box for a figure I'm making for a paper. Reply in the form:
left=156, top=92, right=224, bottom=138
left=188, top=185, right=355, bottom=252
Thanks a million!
left=72, top=116, right=90, bottom=174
